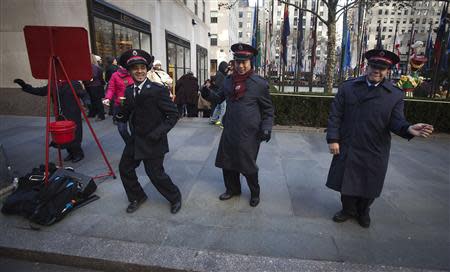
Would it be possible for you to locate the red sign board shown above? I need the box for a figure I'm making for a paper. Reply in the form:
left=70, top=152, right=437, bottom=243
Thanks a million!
left=23, top=26, right=92, bottom=80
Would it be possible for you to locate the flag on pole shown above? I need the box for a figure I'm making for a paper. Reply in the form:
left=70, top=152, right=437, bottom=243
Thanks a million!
left=281, top=3, right=290, bottom=65
left=343, top=30, right=351, bottom=73
left=375, top=22, right=383, bottom=49
left=297, top=10, right=304, bottom=71
left=251, top=1, right=260, bottom=68
left=432, top=2, right=448, bottom=68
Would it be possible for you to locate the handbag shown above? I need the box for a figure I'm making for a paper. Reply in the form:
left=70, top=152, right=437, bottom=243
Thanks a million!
left=197, top=94, right=211, bottom=110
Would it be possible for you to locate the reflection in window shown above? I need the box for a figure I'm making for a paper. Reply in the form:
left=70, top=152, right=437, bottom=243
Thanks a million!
left=94, top=17, right=114, bottom=59
left=115, top=25, right=139, bottom=56
left=167, top=40, right=191, bottom=84
left=93, top=16, right=151, bottom=62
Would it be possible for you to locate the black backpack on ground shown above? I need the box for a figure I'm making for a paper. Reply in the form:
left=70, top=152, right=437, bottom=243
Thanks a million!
left=29, top=175, right=81, bottom=226
left=1, top=163, right=57, bottom=217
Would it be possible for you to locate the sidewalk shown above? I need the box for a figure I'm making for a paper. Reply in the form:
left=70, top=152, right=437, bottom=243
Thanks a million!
left=0, top=116, right=448, bottom=271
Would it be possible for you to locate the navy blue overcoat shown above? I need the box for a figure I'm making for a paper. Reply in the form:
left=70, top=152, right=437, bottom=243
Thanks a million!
left=326, top=76, right=413, bottom=198
left=208, top=74, right=274, bottom=174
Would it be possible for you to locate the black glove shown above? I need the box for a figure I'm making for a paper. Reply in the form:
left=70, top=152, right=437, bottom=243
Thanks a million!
left=13, top=78, right=26, bottom=88
left=147, top=131, right=161, bottom=142
left=113, top=113, right=127, bottom=123
left=259, top=130, right=271, bottom=142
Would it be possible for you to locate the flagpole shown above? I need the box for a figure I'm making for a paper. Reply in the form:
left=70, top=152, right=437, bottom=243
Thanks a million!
left=405, top=22, right=415, bottom=75
left=390, top=21, right=399, bottom=79
left=309, top=0, right=318, bottom=92
left=431, top=2, right=449, bottom=98
left=357, top=23, right=366, bottom=76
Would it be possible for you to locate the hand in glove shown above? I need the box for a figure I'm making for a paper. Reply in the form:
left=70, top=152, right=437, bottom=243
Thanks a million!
left=259, top=130, right=271, bottom=142
left=13, top=78, right=26, bottom=88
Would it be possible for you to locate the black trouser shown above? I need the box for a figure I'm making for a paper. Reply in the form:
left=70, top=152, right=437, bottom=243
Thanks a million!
left=340, top=194, right=374, bottom=216
left=222, top=169, right=260, bottom=198
left=177, top=104, right=197, bottom=117
left=67, top=142, right=83, bottom=157
left=119, top=147, right=181, bottom=203
left=87, top=86, right=105, bottom=118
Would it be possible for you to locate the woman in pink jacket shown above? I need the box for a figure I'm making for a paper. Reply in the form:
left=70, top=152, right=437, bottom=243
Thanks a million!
left=104, top=67, right=133, bottom=143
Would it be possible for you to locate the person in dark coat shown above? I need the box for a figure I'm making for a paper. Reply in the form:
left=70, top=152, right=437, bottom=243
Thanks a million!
left=115, top=49, right=182, bottom=214
left=104, top=56, right=119, bottom=83
left=209, top=61, right=229, bottom=125
left=326, top=49, right=434, bottom=228
left=201, top=43, right=274, bottom=207
left=174, top=72, right=199, bottom=117
left=84, top=54, right=106, bottom=121
left=13, top=79, right=85, bottom=163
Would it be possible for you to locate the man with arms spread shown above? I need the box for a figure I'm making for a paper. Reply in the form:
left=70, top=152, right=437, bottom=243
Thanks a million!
left=326, top=49, right=434, bottom=228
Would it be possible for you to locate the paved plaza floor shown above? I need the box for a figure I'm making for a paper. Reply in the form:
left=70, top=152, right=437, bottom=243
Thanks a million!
left=0, top=115, right=448, bottom=271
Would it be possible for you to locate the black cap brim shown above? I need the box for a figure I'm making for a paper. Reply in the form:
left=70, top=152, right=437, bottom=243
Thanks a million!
left=368, top=61, right=390, bottom=70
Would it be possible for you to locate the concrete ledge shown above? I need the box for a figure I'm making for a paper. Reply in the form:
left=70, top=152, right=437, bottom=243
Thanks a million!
left=0, top=227, right=443, bottom=272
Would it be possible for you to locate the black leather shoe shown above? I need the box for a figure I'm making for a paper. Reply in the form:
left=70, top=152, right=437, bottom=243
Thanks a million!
left=332, top=211, right=355, bottom=223
left=249, top=197, right=260, bottom=207
left=171, top=200, right=182, bottom=214
left=126, top=196, right=147, bottom=213
left=219, top=192, right=240, bottom=201
left=71, top=154, right=84, bottom=163
left=64, top=154, right=73, bottom=162
left=358, top=214, right=371, bottom=228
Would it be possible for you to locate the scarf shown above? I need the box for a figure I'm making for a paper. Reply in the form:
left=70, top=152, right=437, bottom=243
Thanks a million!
left=231, top=69, right=253, bottom=101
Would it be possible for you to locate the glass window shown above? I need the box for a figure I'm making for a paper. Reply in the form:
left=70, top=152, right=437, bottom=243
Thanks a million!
left=239, top=11, right=243, bottom=18
left=210, top=34, right=218, bottom=46
left=94, top=17, right=114, bottom=59
left=239, top=31, right=243, bottom=38
left=202, top=1, right=205, bottom=22
left=140, top=33, right=151, bottom=53
left=177, top=46, right=184, bottom=68
left=239, top=22, right=243, bottom=28
left=93, top=15, right=151, bottom=61
left=211, top=11, right=218, bottom=23
left=166, top=39, right=191, bottom=82
left=115, top=24, right=139, bottom=56
left=195, top=0, right=198, bottom=15
left=185, top=47, right=191, bottom=71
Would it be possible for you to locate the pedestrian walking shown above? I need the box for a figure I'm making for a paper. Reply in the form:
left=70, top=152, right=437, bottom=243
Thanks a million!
left=174, top=72, right=199, bottom=117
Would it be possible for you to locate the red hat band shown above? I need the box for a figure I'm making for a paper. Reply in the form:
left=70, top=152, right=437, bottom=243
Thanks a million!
left=369, top=56, right=393, bottom=65
left=127, top=56, right=147, bottom=64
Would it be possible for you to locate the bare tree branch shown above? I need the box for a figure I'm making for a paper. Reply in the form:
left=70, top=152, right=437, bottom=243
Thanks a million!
left=336, top=0, right=360, bottom=15
left=321, top=0, right=330, bottom=9
left=279, top=0, right=329, bottom=26
left=336, top=0, right=360, bottom=21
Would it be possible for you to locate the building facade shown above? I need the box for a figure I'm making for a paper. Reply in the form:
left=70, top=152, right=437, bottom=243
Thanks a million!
left=0, top=0, right=210, bottom=115
left=350, top=0, right=444, bottom=74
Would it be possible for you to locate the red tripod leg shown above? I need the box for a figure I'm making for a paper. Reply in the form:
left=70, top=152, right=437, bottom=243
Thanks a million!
left=44, top=56, right=54, bottom=185
left=51, top=57, right=63, bottom=167
left=55, top=56, right=116, bottom=179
